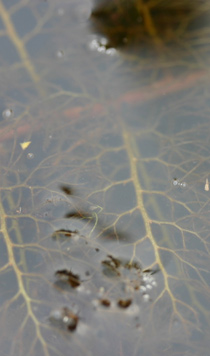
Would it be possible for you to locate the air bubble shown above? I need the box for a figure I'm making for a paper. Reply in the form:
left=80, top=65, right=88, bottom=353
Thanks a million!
left=146, top=284, right=152, bottom=290
left=100, top=37, right=108, bottom=46
left=2, top=108, right=13, bottom=119
left=172, top=178, right=178, bottom=186
left=27, top=153, right=34, bottom=159
left=56, top=50, right=64, bottom=58
left=50, top=309, right=63, bottom=321
left=97, top=45, right=106, bottom=53
left=106, top=48, right=117, bottom=56
left=98, top=287, right=105, bottom=296
left=57, top=8, right=64, bottom=16
left=89, top=39, right=98, bottom=50
left=142, top=294, right=150, bottom=302
left=63, top=316, right=69, bottom=324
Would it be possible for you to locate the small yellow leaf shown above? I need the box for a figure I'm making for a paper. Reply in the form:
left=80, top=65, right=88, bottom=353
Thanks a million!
left=20, top=141, right=31, bottom=150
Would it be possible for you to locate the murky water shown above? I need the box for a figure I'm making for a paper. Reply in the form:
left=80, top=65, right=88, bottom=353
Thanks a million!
left=0, top=1, right=210, bottom=355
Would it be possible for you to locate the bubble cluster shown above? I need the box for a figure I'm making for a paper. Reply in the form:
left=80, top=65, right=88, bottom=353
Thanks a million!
left=172, top=178, right=187, bottom=188
left=101, top=255, right=157, bottom=304
left=140, top=272, right=157, bottom=302
left=88, top=37, right=117, bottom=56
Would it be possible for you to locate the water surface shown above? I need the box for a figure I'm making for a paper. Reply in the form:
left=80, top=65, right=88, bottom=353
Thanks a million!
left=0, top=1, right=210, bottom=355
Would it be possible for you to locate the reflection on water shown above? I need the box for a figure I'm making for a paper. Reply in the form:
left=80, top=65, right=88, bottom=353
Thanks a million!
left=0, top=1, right=210, bottom=356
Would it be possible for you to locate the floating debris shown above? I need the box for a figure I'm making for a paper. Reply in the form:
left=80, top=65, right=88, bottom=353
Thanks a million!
left=101, top=255, right=121, bottom=276
left=60, top=184, right=74, bottom=195
left=100, top=299, right=111, bottom=307
left=16, top=207, right=22, bottom=214
left=101, top=255, right=143, bottom=291
left=49, top=307, right=79, bottom=331
left=27, top=152, right=34, bottom=159
left=118, top=299, right=132, bottom=309
left=55, top=269, right=81, bottom=288
left=52, top=229, right=78, bottom=239
left=204, top=178, right=209, bottom=191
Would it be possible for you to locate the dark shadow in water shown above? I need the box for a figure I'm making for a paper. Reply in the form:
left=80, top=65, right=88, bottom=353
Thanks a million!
left=90, top=0, right=199, bottom=50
